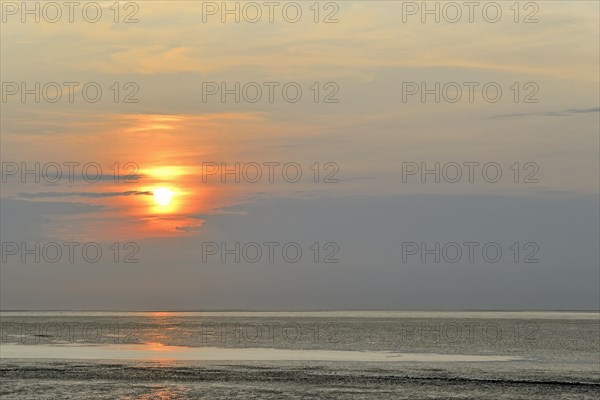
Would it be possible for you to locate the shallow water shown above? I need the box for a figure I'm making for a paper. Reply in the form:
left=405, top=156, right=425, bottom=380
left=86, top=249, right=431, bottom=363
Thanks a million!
left=0, top=343, right=523, bottom=362
left=1, top=311, right=598, bottom=399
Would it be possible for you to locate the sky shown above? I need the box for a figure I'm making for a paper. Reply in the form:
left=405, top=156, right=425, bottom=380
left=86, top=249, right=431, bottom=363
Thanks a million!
left=0, top=1, right=598, bottom=310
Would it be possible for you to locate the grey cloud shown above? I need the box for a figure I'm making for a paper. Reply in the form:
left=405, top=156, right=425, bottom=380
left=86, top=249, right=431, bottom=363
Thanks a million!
left=3, top=193, right=598, bottom=311
left=487, top=107, right=599, bottom=119
left=16, top=191, right=153, bottom=199
left=175, top=225, right=203, bottom=232
left=0, top=198, right=104, bottom=241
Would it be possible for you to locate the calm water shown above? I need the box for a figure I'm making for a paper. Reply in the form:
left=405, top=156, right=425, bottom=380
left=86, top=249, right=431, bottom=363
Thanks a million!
left=1, top=311, right=598, bottom=399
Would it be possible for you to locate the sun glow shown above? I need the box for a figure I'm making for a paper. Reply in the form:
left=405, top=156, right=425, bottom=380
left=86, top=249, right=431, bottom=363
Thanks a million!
left=153, top=187, right=174, bottom=206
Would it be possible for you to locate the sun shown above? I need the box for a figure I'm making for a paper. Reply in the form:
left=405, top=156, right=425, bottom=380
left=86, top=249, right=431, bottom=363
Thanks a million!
left=153, top=187, right=173, bottom=206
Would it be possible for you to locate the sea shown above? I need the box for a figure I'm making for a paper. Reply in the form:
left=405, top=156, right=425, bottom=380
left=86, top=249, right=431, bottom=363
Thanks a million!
left=0, top=311, right=598, bottom=399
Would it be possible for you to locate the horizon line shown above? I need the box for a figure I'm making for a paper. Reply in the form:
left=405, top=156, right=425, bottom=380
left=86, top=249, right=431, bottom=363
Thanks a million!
left=1, top=309, right=598, bottom=313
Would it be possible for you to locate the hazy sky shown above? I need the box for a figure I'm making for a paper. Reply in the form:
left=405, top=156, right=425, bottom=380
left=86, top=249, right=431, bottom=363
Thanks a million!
left=1, top=1, right=598, bottom=310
